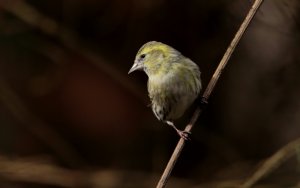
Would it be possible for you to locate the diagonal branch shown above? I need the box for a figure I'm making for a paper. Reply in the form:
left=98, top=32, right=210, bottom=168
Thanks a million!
left=0, top=154, right=194, bottom=188
left=0, top=0, right=145, bottom=103
left=156, top=0, right=265, bottom=187
left=0, top=78, right=86, bottom=167
left=241, top=137, right=300, bottom=188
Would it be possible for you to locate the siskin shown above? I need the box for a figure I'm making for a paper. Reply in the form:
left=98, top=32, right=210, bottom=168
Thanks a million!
left=128, top=41, right=202, bottom=139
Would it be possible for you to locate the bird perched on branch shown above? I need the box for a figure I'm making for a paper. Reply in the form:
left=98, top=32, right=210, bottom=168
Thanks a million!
left=128, top=41, right=201, bottom=139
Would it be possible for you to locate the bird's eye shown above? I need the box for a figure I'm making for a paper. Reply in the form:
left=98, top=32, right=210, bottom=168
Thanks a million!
left=140, top=54, right=146, bottom=59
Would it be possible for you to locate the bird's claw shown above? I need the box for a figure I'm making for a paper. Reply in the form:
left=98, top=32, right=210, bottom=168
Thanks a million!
left=177, top=130, right=191, bottom=140
left=199, top=97, right=208, bottom=108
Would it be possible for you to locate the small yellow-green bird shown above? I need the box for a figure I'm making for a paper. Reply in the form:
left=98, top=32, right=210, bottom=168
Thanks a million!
left=128, top=41, right=201, bottom=139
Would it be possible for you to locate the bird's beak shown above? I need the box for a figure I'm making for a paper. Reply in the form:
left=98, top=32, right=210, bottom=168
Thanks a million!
left=128, top=61, right=143, bottom=74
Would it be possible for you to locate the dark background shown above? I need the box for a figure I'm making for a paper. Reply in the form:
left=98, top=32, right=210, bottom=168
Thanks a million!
left=0, top=0, right=300, bottom=187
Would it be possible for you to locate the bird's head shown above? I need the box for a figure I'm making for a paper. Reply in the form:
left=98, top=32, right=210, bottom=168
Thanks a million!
left=128, top=41, right=180, bottom=76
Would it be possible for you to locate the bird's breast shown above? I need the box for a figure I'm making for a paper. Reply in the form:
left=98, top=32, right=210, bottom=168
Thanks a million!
left=147, top=73, right=197, bottom=121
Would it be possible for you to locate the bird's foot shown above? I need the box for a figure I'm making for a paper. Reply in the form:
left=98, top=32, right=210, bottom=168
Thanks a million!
left=176, top=130, right=191, bottom=140
left=198, top=96, right=208, bottom=108
left=166, top=121, right=191, bottom=140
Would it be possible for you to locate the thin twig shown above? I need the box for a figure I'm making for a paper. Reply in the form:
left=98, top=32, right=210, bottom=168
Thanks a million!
left=0, top=152, right=299, bottom=187
left=156, top=0, right=264, bottom=187
left=0, top=155, right=194, bottom=188
left=0, top=0, right=145, bottom=103
left=241, top=137, right=300, bottom=188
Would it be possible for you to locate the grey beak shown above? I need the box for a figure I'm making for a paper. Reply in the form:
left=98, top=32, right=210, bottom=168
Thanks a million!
left=128, top=62, right=143, bottom=74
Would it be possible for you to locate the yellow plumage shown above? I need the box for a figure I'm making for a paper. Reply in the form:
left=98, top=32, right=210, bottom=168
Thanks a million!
left=129, top=41, right=201, bottom=139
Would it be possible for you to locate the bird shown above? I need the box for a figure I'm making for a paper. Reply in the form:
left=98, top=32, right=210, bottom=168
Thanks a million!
left=128, top=41, right=201, bottom=139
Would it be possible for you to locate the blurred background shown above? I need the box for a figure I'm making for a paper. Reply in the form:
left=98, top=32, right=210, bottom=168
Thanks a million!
left=0, top=0, right=300, bottom=187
